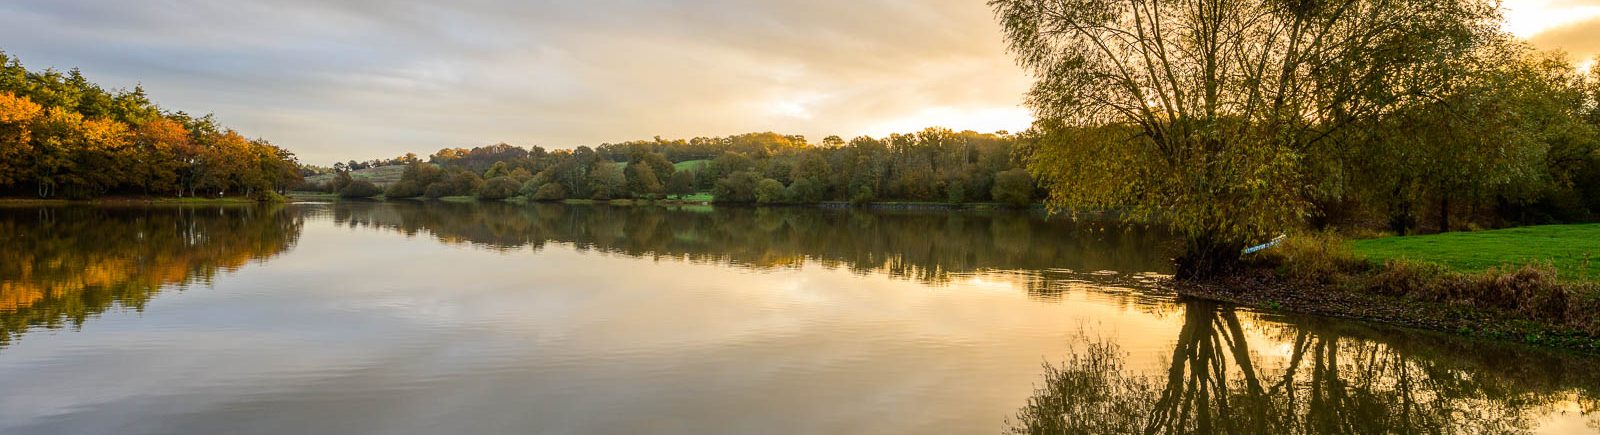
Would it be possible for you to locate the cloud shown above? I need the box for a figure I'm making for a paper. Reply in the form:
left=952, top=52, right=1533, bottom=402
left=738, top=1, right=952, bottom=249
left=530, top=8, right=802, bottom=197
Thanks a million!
left=1529, top=16, right=1600, bottom=62
left=0, top=0, right=1033, bottom=164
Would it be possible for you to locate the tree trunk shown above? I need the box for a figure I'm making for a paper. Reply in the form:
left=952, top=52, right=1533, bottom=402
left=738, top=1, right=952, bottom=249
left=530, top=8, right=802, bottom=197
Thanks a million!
left=1175, top=234, right=1243, bottom=280
left=1388, top=187, right=1413, bottom=236
left=1438, top=193, right=1451, bottom=233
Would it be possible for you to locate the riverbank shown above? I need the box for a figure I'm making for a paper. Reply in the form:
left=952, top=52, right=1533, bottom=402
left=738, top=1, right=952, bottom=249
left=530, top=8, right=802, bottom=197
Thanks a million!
left=1174, top=230, right=1600, bottom=353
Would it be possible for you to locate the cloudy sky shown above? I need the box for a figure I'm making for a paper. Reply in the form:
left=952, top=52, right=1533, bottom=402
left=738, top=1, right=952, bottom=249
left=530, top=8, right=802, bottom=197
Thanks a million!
left=1, top=0, right=1596, bottom=164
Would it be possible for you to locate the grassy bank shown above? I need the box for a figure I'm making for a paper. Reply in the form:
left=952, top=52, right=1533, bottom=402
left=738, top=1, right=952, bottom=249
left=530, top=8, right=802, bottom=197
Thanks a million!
left=1351, top=224, right=1598, bottom=282
left=1178, top=231, right=1600, bottom=352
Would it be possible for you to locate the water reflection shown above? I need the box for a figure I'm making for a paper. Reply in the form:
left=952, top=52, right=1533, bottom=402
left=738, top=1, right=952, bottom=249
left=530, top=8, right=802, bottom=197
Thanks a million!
left=1, top=201, right=1596, bottom=434
left=1009, top=301, right=1600, bottom=434
left=320, top=201, right=1176, bottom=290
left=0, top=205, right=301, bottom=348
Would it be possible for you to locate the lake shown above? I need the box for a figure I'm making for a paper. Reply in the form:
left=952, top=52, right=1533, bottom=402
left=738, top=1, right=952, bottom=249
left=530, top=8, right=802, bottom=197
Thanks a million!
left=1, top=201, right=1596, bottom=434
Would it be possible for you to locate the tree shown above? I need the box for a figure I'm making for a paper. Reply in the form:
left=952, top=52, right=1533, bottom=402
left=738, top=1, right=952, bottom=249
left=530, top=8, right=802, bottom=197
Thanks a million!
left=423, top=181, right=452, bottom=199
left=0, top=92, right=42, bottom=186
left=787, top=177, right=824, bottom=203
left=386, top=162, right=444, bottom=199
left=713, top=170, right=761, bottom=203
left=991, top=169, right=1033, bottom=207
left=666, top=170, right=696, bottom=198
left=992, top=0, right=1497, bottom=278
left=625, top=161, right=664, bottom=198
left=477, top=176, right=520, bottom=200
left=755, top=178, right=786, bottom=204
left=338, top=179, right=381, bottom=198
left=1350, top=45, right=1593, bottom=233
left=531, top=183, right=567, bottom=201
left=448, top=171, right=485, bottom=197
left=587, top=161, right=626, bottom=200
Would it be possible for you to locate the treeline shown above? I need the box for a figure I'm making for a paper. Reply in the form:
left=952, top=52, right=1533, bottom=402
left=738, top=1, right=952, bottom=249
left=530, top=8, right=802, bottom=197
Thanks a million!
left=309, top=129, right=1040, bottom=205
left=0, top=51, right=301, bottom=199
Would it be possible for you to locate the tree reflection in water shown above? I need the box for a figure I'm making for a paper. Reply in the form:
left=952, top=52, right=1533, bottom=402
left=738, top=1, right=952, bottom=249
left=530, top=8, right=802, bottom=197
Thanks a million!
left=1009, top=301, right=1600, bottom=434
left=0, top=205, right=302, bottom=348
left=322, top=201, right=1178, bottom=288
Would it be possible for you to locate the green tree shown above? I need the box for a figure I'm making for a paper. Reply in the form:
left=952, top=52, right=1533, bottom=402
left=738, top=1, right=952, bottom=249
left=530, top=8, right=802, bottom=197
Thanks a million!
left=531, top=183, right=567, bottom=201
left=338, top=179, right=381, bottom=198
left=755, top=178, right=786, bottom=204
left=625, top=161, right=664, bottom=199
left=992, top=0, right=1497, bottom=278
left=477, top=176, right=520, bottom=200
left=991, top=169, right=1033, bottom=207
left=713, top=170, right=761, bottom=203
left=666, top=170, right=696, bottom=198
left=587, top=161, right=626, bottom=200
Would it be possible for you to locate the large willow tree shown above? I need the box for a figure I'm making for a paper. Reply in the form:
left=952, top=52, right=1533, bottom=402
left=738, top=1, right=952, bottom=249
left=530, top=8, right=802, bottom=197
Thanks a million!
left=991, top=0, right=1500, bottom=278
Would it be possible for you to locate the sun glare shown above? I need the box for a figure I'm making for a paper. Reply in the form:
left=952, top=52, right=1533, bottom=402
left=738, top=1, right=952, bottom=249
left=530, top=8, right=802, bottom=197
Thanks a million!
left=863, top=106, right=1034, bottom=137
left=1502, top=0, right=1600, bottom=38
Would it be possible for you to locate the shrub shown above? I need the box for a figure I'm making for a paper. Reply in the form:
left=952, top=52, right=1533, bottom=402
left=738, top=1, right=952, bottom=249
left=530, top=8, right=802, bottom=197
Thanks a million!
left=531, top=183, right=567, bottom=201
left=850, top=186, right=876, bottom=206
left=1366, top=259, right=1458, bottom=299
left=424, top=181, right=453, bottom=199
left=477, top=176, right=520, bottom=200
left=713, top=171, right=761, bottom=203
left=385, top=180, right=424, bottom=199
left=787, top=177, right=824, bottom=203
left=1254, top=233, right=1370, bottom=285
left=338, top=179, right=382, bottom=198
left=755, top=178, right=786, bottom=204
left=992, top=169, right=1033, bottom=207
left=1359, top=259, right=1596, bottom=330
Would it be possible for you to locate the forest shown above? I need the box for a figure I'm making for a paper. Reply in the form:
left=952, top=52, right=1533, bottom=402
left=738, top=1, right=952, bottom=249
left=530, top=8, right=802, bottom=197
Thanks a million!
left=0, top=51, right=302, bottom=200
left=306, top=129, right=1042, bottom=206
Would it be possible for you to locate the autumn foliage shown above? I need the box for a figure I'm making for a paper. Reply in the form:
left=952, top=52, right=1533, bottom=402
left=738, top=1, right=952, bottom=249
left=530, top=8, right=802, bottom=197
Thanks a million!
left=0, top=51, right=301, bottom=199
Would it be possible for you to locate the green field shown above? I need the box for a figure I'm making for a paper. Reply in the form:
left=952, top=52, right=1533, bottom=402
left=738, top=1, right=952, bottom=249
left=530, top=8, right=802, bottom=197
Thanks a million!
left=675, top=192, right=714, bottom=202
left=303, top=165, right=408, bottom=187
left=673, top=159, right=710, bottom=173
left=1350, top=224, right=1600, bottom=282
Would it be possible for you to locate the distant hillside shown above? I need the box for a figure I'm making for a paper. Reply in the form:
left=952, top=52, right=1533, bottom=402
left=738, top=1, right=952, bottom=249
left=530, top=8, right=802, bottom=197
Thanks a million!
left=303, top=165, right=407, bottom=187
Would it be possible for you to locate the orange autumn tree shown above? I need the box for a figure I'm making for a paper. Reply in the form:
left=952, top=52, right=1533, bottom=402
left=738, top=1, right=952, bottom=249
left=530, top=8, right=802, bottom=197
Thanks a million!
left=0, top=50, right=301, bottom=199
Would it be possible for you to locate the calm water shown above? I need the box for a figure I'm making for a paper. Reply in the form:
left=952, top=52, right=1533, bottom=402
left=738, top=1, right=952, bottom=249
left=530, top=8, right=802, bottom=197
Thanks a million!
left=0, top=202, right=1596, bottom=434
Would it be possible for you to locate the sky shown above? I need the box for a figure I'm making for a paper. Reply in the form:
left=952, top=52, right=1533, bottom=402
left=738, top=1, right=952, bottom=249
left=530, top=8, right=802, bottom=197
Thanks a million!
left=0, top=0, right=1596, bottom=165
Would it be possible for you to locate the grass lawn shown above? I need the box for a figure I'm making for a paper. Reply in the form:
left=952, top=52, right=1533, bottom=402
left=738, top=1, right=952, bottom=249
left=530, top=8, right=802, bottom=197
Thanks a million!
left=1350, top=224, right=1600, bottom=282
left=674, top=192, right=714, bottom=202
left=303, top=165, right=408, bottom=186
left=673, top=160, right=710, bottom=173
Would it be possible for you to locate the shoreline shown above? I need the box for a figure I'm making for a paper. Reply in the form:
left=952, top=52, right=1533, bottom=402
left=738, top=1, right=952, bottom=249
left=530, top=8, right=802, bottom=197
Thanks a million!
left=1170, top=269, right=1600, bottom=354
left=285, top=192, right=1049, bottom=211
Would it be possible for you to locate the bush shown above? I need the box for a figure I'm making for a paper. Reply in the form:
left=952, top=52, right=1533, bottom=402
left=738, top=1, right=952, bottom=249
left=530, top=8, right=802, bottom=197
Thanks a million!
left=338, top=179, right=382, bottom=198
left=992, top=169, right=1034, bottom=207
left=787, top=177, right=824, bottom=203
left=850, top=186, right=876, bottom=206
left=531, top=183, right=567, bottom=201
left=713, top=171, right=761, bottom=203
left=667, top=171, right=696, bottom=198
left=424, top=181, right=453, bottom=199
left=385, top=180, right=424, bottom=199
left=755, top=178, right=787, bottom=204
left=477, top=176, right=520, bottom=200
left=1254, top=233, right=1370, bottom=284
